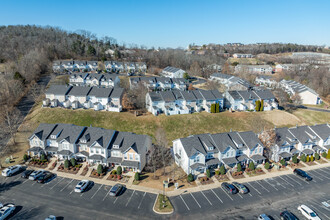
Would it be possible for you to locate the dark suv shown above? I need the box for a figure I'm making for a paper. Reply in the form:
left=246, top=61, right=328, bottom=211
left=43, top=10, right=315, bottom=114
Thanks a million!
left=221, top=182, right=238, bottom=194
left=280, top=210, right=299, bottom=220
left=293, top=169, right=312, bottom=181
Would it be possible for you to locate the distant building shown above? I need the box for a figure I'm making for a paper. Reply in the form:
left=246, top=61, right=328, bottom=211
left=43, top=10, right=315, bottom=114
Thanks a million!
left=146, top=89, right=224, bottom=116
left=279, top=80, right=322, bottom=105
left=69, top=73, right=120, bottom=88
left=232, top=54, right=253, bottom=58
left=129, top=77, right=188, bottom=91
left=209, top=73, right=252, bottom=91
left=255, top=75, right=277, bottom=88
left=161, top=66, right=186, bottom=78
left=235, top=65, right=273, bottom=74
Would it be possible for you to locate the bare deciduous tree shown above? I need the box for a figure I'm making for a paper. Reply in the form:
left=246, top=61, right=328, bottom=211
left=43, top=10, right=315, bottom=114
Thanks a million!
left=259, top=129, right=277, bottom=160
left=0, top=106, right=23, bottom=144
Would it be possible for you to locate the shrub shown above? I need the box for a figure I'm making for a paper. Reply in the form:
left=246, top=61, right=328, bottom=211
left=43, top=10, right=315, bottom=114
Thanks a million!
left=260, top=100, right=264, bottom=111
left=52, top=162, right=57, bottom=167
left=280, top=159, right=286, bottom=166
left=215, top=170, right=220, bottom=176
left=327, top=149, right=330, bottom=159
left=117, top=166, right=122, bottom=175
left=248, top=162, right=255, bottom=171
left=111, top=170, right=117, bottom=175
left=40, top=154, right=46, bottom=161
left=64, top=159, right=70, bottom=169
left=134, top=172, right=140, bottom=181
left=70, top=158, right=77, bottom=167
left=206, top=169, right=211, bottom=178
left=211, top=104, right=216, bottom=113
left=315, top=153, right=320, bottom=160
left=310, top=155, right=314, bottom=162
left=322, top=152, right=327, bottom=158
left=255, top=100, right=261, bottom=111
left=300, top=154, right=306, bottom=162
left=264, top=162, right=270, bottom=170
left=187, top=173, right=194, bottom=182
left=306, top=156, right=310, bottom=163
left=23, top=154, right=28, bottom=162
left=292, top=154, right=298, bottom=164
left=97, top=164, right=103, bottom=175
left=220, top=165, right=226, bottom=175
left=237, top=163, right=242, bottom=172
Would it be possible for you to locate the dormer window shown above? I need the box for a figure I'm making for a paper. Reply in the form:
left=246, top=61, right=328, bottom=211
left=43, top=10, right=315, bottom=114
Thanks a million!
left=81, top=139, right=86, bottom=143
left=51, top=135, right=56, bottom=139
left=113, top=145, right=119, bottom=149
left=208, top=146, right=214, bottom=151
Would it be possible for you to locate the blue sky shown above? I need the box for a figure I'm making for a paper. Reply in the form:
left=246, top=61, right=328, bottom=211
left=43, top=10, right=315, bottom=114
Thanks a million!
left=1, top=0, right=329, bottom=48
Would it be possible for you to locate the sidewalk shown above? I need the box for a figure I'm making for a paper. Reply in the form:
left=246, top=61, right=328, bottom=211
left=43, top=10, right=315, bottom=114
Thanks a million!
left=36, top=159, right=330, bottom=197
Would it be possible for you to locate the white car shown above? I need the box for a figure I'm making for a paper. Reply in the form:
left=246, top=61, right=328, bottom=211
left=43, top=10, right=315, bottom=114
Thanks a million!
left=258, top=214, right=271, bottom=220
left=297, top=205, right=321, bottom=220
left=1, top=165, right=22, bottom=177
left=74, top=180, right=91, bottom=193
left=0, top=203, right=15, bottom=220
left=45, top=215, right=57, bottom=220
left=28, top=170, right=45, bottom=180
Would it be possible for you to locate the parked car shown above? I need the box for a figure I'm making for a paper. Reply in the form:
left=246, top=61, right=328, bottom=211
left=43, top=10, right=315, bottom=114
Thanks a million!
left=109, top=184, right=124, bottom=197
left=45, top=215, right=57, bottom=220
left=232, top=182, right=249, bottom=194
left=29, top=170, right=45, bottom=180
left=75, top=180, right=93, bottom=193
left=258, top=214, right=271, bottom=220
left=293, top=169, right=313, bottom=181
left=221, top=182, right=238, bottom=194
left=21, top=169, right=34, bottom=179
left=280, top=210, right=299, bottom=220
left=297, top=205, right=321, bottom=220
left=1, top=165, right=22, bottom=177
left=0, top=203, right=16, bottom=220
left=37, top=172, right=55, bottom=184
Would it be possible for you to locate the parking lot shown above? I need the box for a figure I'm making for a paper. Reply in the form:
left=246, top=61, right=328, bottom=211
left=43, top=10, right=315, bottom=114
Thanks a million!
left=170, top=166, right=330, bottom=219
left=0, top=173, right=158, bottom=220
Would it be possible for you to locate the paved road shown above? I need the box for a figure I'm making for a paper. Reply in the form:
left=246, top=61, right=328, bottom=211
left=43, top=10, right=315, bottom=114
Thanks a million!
left=299, top=105, right=330, bottom=113
left=0, top=75, right=51, bottom=148
left=1, top=167, right=329, bottom=219
left=0, top=173, right=158, bottom=220
left=170, top=166, right=330, bottom=220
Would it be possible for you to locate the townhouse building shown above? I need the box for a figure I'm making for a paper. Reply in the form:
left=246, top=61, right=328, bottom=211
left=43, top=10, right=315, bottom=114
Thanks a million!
left=209, top=73, right=252, bottom=91
left=43, top=85, right=124, bottom=112
left=235, top=65, right=273, bottom=74
left=272, top=124, right=330, bottom=162
left=146, top=89, right=224, bottom=116
left=232, top=54, right=253, bottom=58
left=255, top=75, right=278, bottom=88
left=173, top=131, right=265, bottom=175
left=69, top=73, right=120, bottom=88
left=225, top=89, right=278, bottom=111
left=129, top=76, right=189, bottom=91
left=27, top=123, right=152, bottom=172
left=161, top=66, right=186, bottom=78
left=279, top=80, right=322, bottom=105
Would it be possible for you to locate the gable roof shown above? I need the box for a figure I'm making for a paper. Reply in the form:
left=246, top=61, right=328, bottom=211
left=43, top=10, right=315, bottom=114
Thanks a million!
left=67, top=86, right=92, bottom=97
left=238, top=131, right=264, bottom=150
left=49, top=123, right=86, bottom=144
left=29, top=123, right=57, bottom=141
left=45, top=85, right=72, bottom=96
left=89, top=87, right=112, bottom=98
left=163, top=66, right=184, bottom=73
left=309, top=124, right=330, bottom=140
left=80, top=127, right=115, bottom=148
left=109, top=88, right=124, bottom=98
left=289, top=125, right=320, bottom=144
left=275, top=127, right=297, bottom=146
left=110, top=131, right=150, bottom=154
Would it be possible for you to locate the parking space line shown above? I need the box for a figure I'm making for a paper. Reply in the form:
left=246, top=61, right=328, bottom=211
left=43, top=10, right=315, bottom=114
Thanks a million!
left=313, top=169, right=330, bottom=180
left=91, top=184, right=103, bottom=199
left=60, top=179, right=74, bottom=192
left=200, top=191, right=212, bottom=205
left=102, top=187, right=112, bottom=201
left=14, top=176, right=21, bottom=182
left=138, top=192, right=146, bottom=209
left=255, top=181, right=270, bottom=192
left=292, top=174, right=310, bottom=184
left=272, top=178, right=286, bottom=189
left=180, top=195, right=190, bottom=211
left=125, top=190, right=135, bottom=207
left=286, top=175, right=302, bottom=186
left=220, top=187, right=234, bottom=201
left=113, top=197, right=118, bottom=204
left=263, top=179, right=278, bottom=191
left=211, top=189, right=223, bottom=203
left=310, top=204, right=330, bottom=219
left=32, top=181, right=37, bottom=186
left=21, top=179, right=29, bottom=185
left=50, top=177, right=64, bottom=189
left=246, top=182, right=261, bottom=195
left=279, top=176, right=294, bottom=187
left=190, top=193, right=201, bottom=208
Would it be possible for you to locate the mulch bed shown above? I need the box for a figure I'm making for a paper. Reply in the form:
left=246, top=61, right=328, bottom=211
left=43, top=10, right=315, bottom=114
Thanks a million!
left=231, top=171, right=245, bottom=179
left=28, top=162, right=49, bottom=169
left=246, top=168, right=265, bottom=177
left=289, top=163, right=305, bottom=169
left=57, top=164, right=80, bottom=174
left=48, top=161, right=57, bottom=170
left=198, top=176, right=214, bottom=185
left=317, top=158, right=329, bottom=164
left=305, top=161, right=317, bottom=166
left=215, top=174, right=229, bottom=182
left=80, top=167, right=89, bottom=176
left=107, top=174, right=130, bottom=183
left=89, top=169, right=106, bottom=179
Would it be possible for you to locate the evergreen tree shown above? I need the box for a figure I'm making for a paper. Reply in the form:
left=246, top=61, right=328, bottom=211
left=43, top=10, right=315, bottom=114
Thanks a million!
left=117, top=166, right=122, bottom=175
left=248, top=162, right=255, bottom=170
left=187, top=173, right=194, bottom=182
left=40, top=154, right=46, bottom=161
left=64, top=159, right=70, bottom=169
left=260, top=100, right=264, bottom=111
left=255, top=100, right=261, bottom=111
left=237, top=163, right=242, bottom=172
left=264, top=162, right=270, bottom=169
left=280, top=159, right=286, bottom=166
left=216, top=103, right=220, bottom=113
left=327, top=149, right=330, bottom=159
left=219, top=165, right=226, bottom=175
left=300, top=154, right=306, bottom=162
left=23, top=154, right=28, bottom=162
left=315, top=153, right=320, bottom=160
left=211, top=104, right=216, bottom=113
left=310, top=155, right=314, bottom=162
left=134, top=172, right=140, bottom=181
left=70, top=158, right=77, bottom=167
left=306, top=155, right=310, bottom=163
left=322, top=152, right=327, bottom=158
left=206, top=169, right=211, bottom=178
left=292, top=154, right=298, bottom=164
left=97, top=164, right=103, bottom=174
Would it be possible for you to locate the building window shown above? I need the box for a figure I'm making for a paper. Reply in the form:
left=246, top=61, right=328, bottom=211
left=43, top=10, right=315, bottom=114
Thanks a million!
left=124, top=153, right=127, bottom=159
left=135, top=154, right=139, bottom=161
left=90, top=149, right=94, bottom=154
left=101, top=150, right=104, bottom=154
left=194, top=156, right=200, bottom=163
left=129, top=153, right=133, bottom=160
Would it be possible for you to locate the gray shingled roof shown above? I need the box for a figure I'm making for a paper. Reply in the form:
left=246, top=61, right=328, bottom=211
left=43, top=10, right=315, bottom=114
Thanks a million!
left=275, top=127, right=297, bottom=146
left=211, top=72, right=232, bottom=79
left=79, top=127, right=115, bottom=148
left=110, top=88, right=124, bottom=98
left=163, top=66, right=183, bottom=73
left=89, top=87, right=112, bottom=98
left=121, top=160, right=139, bottom=167
left=67, top=86, right=92, bottom=97
left=228, top=91, right=242, bottom=100
left=279, top=152, right=292, bottom=158
left=29, top=123, right=57, bottom=141
left=250, top=154, right=266, bottom=161
left=190, top=163, right=206, bottom=170
left=222, top=157, right=238, bottom=165
left=148, top=92, right=163, bottom=102
left=160, top=91, right=176, bottom=102
left=49, top=123, right=86, bottom=144
left=45, top=85, right=72, bottom=96
left=238, top=131, right=264, bottom=150
left=211, top=133, right=237, bottom=152
left=57, top=150, right=73, bottom=156
left=289, top=126, right=320, bottom=144
left=89, top=155, right=105, bottom=160
left=309, top=124, right=330, bottom=140
left=110, top=131, right=150, bottom=155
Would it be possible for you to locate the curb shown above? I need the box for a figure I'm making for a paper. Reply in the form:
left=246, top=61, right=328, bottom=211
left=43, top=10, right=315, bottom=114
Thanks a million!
left=152, top=194, right=174, bottom=215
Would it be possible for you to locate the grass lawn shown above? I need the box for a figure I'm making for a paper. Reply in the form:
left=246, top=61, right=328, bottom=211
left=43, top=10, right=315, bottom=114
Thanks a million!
left=154, top=194, right=173, bottom=213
